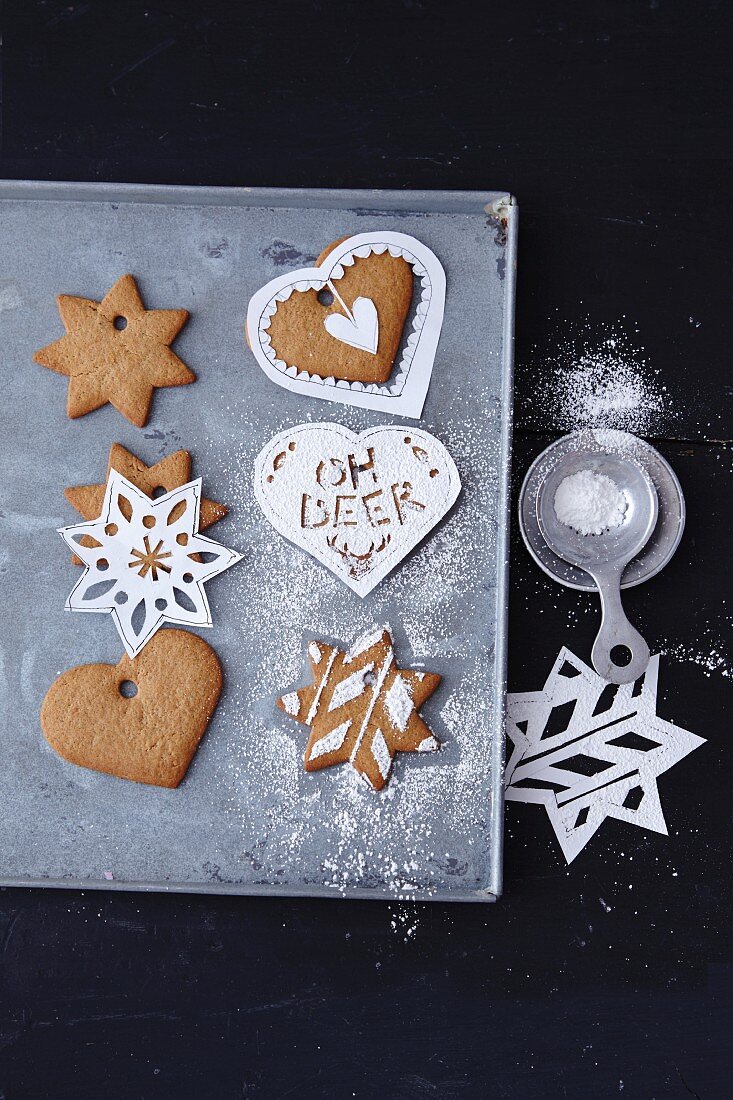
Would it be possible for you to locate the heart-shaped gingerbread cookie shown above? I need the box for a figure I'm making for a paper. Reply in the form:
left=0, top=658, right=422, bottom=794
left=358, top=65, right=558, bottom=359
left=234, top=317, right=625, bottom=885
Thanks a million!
left=253, top=422, right=461, bottom=597
left=265, top=242, right=412, bottom=384
left=41, top=629, right=222, bottom=788
left=246, top=231, right=446, bottom=418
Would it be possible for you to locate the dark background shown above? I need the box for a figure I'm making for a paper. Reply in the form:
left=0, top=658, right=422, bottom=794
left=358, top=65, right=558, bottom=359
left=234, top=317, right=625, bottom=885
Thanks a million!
left=1, top=2, right=732, bottom=1097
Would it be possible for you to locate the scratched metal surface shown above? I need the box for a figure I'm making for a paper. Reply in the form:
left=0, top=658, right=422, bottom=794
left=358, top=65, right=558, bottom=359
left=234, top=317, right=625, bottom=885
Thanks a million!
left=0, top=183, right=515, bottom=901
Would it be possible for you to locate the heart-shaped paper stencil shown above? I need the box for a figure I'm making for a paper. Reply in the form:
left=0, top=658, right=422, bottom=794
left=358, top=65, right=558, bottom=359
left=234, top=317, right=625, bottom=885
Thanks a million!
left=41, top=629, right=223, bottom=788
left=246, top=232, right=446, bottom=419
left=253, top=423, right=461, bottom=596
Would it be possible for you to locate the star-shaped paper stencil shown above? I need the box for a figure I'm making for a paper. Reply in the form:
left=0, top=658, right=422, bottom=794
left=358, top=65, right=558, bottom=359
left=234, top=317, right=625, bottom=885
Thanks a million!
left=505, top=647, right=705, bottom=864
left=277, top=625, right=441, bottom=790
left=58, top=470, right=242, bottom=657
left=34, top=274, right=194, bottom=427
left=65, top=443, right=228, bottom=565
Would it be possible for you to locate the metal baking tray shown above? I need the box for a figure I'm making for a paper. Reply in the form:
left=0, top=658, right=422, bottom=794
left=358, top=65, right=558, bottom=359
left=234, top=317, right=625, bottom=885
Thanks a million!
left=0, top=182, right=516, bottom=902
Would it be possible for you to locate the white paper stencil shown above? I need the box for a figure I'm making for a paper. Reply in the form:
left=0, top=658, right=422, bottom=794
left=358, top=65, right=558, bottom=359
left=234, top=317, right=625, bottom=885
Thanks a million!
left=246, top=232, right=446, bottom=418
left=324, top=294, right=379, bottom=353
left=58, top=471, right=243, bottom=657
left=505, top=647, right=705, bottom=864
left=253, top=423, right=461, bottom=597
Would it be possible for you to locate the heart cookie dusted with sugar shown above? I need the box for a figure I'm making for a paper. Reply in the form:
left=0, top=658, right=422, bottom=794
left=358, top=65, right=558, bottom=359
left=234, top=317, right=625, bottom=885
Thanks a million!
left=253, top=423, right=461, bottom=597
left=246, top=232, right=446, bottom=418
left=41, top=629, right=222, bottom=788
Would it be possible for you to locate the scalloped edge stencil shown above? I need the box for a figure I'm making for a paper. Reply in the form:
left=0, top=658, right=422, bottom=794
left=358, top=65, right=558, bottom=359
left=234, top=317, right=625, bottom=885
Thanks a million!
left=246, top=232, right=446, bottom=418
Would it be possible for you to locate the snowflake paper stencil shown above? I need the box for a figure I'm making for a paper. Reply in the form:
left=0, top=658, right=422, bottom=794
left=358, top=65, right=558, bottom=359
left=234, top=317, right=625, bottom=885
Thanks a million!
left=59, top=470, right=242, bottom=657
left=505, top=648, right=705, bottom=863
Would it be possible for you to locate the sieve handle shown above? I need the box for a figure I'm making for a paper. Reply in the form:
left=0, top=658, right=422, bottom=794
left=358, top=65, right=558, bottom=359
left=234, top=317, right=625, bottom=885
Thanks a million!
left=589, top=562, right=650, bottom=685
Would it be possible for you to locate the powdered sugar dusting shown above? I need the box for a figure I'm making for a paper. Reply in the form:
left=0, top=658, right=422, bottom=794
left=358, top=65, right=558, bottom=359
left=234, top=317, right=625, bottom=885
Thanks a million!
left=202, top=393, right=504, bottom=904
left=280, top=691, right=300, bottom=717
left=521, top=321, right=671, bottom=435
left=309, top=720, right=352, bottom=760
left=385, top=674, right=414, bottom=732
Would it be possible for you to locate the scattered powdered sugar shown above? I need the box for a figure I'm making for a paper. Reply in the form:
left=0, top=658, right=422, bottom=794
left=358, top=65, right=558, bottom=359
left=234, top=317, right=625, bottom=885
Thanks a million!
left=201, top=398, right=504, bottom=905
left=659, top=641, right=731, bottom=680
left=554, top=469, right=627, bottom=536
left=521, top=321, right=671, bottom=435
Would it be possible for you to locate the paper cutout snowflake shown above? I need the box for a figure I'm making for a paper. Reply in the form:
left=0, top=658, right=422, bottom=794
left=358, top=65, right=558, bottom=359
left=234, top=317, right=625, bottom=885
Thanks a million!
left=59, top=470, right=242, bottom=657
left=505, top=647, right=705, bottom=863
left=277, top=625, right=441, bottom=790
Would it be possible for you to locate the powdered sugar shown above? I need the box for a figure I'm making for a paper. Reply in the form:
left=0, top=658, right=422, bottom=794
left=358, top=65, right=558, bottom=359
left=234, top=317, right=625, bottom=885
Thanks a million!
left=554, top=469, right=627, bottom=536
left=521, top=322, right=671, bottom=435
left=203, top=397, right=504, bottom=904
left=384, top=674, right=414, bottom=732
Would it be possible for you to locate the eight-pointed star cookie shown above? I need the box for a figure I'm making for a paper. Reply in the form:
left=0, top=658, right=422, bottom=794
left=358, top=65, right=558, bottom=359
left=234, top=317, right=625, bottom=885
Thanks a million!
left=34, top=274, right=194, bottom=427
left=277, top=625, right=441, bottom=790
left=65, top=443, right=228, bottom=565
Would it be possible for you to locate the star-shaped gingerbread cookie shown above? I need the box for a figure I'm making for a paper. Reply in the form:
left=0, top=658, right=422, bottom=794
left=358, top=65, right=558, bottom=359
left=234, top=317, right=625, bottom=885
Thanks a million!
left=34, top=273, right=194, bottom=427
left=277, top=625, right=441, bottom=790
left=65, top=443, right=227, bottom=565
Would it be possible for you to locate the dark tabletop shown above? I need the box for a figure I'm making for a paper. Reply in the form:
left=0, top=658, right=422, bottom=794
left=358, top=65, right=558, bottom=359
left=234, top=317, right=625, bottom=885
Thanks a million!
left=1, top=2, right=732, bottom=1097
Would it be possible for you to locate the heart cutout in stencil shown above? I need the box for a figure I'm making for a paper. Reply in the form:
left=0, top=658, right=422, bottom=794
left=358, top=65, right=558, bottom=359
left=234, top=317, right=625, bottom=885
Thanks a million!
left=41, top=629, right=223, bottom=788
left=253, top=423, right=461, bottom=597
left=323, top=295, right=380, bottom=354
left=246, top=232, right=446, bottom=419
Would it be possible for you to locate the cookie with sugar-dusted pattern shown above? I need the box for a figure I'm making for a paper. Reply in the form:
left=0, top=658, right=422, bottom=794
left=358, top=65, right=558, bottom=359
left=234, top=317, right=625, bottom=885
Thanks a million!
left=277, top=625, right=441, bottom=790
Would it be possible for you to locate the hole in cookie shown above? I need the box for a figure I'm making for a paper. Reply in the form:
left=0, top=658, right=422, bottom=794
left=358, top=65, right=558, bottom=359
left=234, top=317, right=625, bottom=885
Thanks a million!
left=83, top=579, right=117, bottom=601
left=189, top=551, right=219, bottom=565
left=113, top=315, right=128, bottom=331
left=119, top=679, right=137, bottom=698
left=167, top=499, right=187, bottom=525
left=363, top=671, right=376, bottom=687
left=182, top=571, right=194, bottom=583
left=96, top=558, right=109, bottom=571
left=173, top=587, right=197, bottom=613
left=317, top=288, right=334, bottom=307
left=131, top=598, right=147, bottom=636
left=176, top=533, right=189, bottom=546
left=105, top=522, right=118, bottom=537
left=151, top=485, right=167, bottom=499
left=114, top=591, right=128, bottom=605
left=154, top=597, right=167, bottom=611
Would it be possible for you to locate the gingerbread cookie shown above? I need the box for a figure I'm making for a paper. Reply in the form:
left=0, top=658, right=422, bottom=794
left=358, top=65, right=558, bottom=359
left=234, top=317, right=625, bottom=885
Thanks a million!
left=34, top=274, right=193, bottom=427
left=65, top=443, right=228, bottom=565
left=277, top=625, right=441, bottom=790
left=254, top=422, right=461, bottom=596
left=266, top=240, right=412, bottom=384
left=58, top=469, right=242, bottom=657
left=41, top=629, right=222, bottom=788
left=246, top=232, right=446, bottom=418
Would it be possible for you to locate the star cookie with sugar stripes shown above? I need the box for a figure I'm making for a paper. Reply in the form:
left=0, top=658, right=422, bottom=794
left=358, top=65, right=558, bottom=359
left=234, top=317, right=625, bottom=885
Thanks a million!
left=277, top=625, right=441, bottom=790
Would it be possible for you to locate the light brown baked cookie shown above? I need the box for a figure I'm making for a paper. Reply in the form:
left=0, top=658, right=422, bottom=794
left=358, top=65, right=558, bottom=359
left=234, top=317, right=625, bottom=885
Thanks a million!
left=41, top=629, right=222, bottom=788
left=277, top=625, right=441, bottom=790
left=34, top=273, right=193, bottom=427
left=65, top=443, right=228, bottom=565
left=264, top=239, right=413, bottom=384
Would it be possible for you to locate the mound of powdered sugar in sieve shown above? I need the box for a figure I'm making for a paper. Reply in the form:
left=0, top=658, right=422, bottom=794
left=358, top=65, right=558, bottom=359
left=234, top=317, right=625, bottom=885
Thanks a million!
left=554, top=469, right=628, bottom=536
